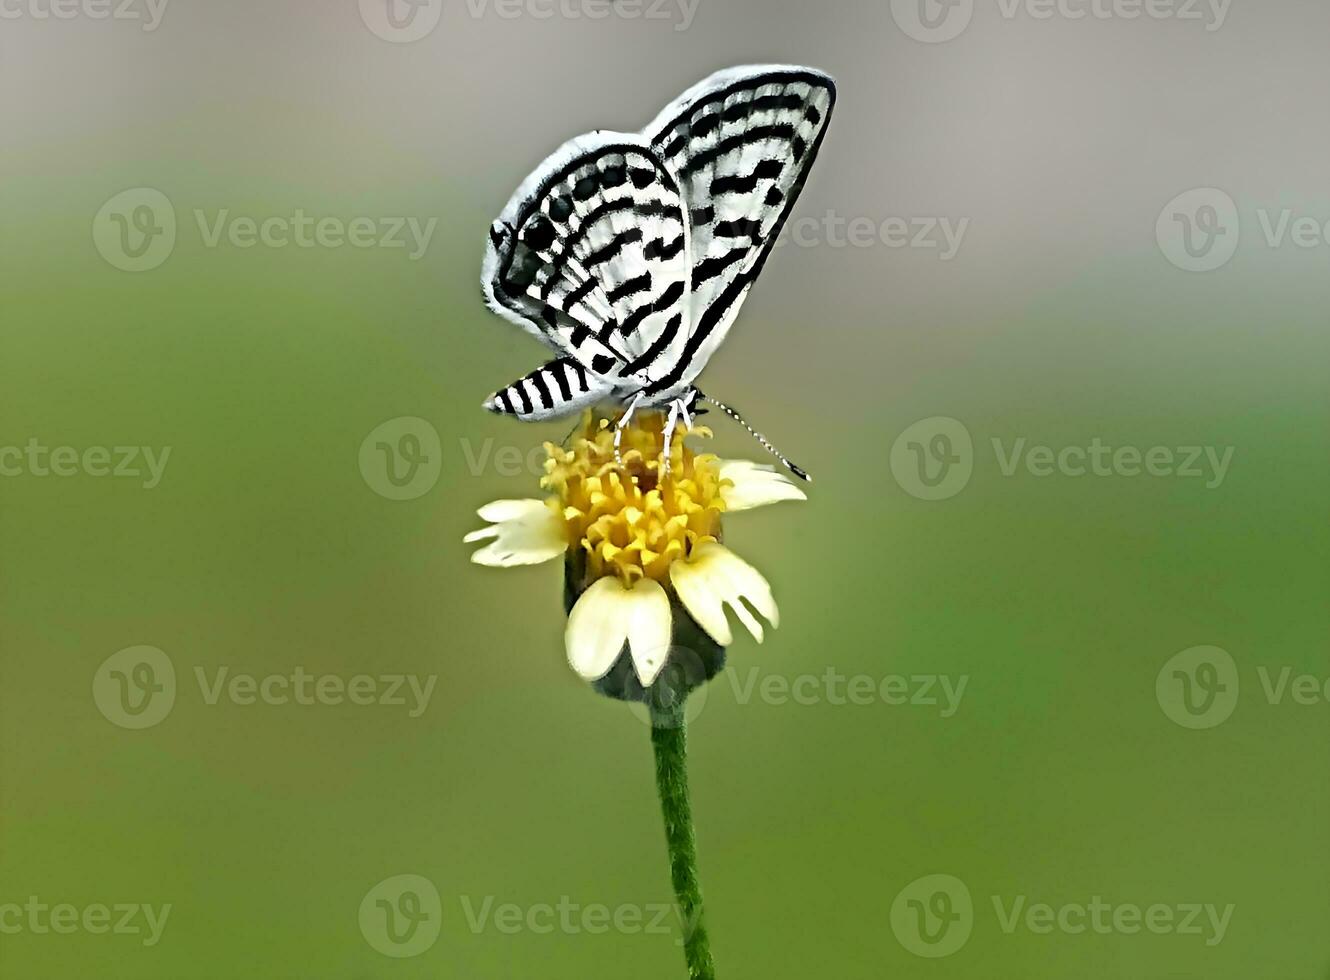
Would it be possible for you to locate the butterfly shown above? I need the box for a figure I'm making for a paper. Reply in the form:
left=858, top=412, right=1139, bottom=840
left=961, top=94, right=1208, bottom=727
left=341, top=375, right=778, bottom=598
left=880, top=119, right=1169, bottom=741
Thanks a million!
left=480, top=64, right=836, bottom=480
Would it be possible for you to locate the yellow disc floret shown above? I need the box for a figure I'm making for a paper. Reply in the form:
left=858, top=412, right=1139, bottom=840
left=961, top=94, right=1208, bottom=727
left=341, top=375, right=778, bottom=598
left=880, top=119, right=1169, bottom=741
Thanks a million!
left=542, top=411, right=726, bottom=586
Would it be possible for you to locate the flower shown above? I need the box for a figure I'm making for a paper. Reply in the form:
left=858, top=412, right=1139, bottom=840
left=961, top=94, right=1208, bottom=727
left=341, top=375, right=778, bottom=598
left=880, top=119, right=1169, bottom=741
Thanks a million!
left=465, top=410, right=804, bottom=690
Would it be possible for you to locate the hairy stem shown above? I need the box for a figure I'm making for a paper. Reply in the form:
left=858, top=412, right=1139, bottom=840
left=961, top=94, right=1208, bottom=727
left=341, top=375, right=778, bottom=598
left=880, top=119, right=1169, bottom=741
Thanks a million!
left=650, top=704, right=716, bottom=980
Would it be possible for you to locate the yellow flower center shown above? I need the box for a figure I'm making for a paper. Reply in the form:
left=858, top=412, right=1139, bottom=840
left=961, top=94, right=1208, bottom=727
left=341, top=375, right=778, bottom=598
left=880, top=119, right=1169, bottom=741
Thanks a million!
left=541, top=410, right=726, bottom=587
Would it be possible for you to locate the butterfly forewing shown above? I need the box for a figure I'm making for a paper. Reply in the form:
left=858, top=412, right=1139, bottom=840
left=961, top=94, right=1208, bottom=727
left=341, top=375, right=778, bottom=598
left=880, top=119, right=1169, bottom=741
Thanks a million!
left=643, top=65, right=836, bottom=395
left=482, top=132, right=693, bottom=391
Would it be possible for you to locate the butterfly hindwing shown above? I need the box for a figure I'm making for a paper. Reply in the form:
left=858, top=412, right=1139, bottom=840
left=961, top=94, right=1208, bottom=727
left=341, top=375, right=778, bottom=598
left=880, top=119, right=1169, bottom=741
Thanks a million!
left=642, top=65, right=836, bottom=395
left=483, top=356, right=611, bottom=421
left=481, top=132, right=693, bottom=399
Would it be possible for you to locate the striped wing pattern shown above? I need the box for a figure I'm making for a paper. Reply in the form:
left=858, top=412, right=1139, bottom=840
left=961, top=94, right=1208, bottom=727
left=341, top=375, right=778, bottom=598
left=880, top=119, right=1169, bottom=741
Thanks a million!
left=481, top=133, right=692, bottom=418
left=642, top=66, right=836, bottom=396
left=480, top=66, right=834, bottom=419
left=483, top=357, right=603, bottom=420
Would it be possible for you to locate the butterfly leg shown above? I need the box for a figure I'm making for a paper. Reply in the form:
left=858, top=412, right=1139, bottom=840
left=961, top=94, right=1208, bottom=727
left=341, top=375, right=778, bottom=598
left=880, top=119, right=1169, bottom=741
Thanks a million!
left=613, top=391, right=645, bottom=467
left=660, top=394, right=696, bottom=480
left=661, top=399, right=681, bottom=480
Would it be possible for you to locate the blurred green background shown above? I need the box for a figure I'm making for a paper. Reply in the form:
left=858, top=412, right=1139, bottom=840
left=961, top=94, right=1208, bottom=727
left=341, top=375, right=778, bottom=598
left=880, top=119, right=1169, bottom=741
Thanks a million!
left=3, top=1, right=1329, bottom=977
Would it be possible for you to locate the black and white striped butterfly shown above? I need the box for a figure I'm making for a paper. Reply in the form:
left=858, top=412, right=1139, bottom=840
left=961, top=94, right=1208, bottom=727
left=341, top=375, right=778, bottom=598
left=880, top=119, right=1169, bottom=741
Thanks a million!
left=480, top=64, right=835, bottom=480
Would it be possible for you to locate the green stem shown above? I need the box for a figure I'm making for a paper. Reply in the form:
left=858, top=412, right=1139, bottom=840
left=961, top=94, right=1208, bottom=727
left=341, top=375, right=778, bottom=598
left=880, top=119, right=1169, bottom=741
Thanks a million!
left=650, top=704, right=716, bottom=980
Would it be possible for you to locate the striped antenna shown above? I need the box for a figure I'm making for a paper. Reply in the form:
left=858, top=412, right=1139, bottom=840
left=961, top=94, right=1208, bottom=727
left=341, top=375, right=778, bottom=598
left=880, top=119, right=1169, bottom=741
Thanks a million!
left=699, top=393, right=812, bottom=482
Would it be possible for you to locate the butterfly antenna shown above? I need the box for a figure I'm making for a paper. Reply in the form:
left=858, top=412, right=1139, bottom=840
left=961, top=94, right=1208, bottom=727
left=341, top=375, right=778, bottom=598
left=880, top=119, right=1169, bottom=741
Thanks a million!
left=699, top=393, right=812, bottom=482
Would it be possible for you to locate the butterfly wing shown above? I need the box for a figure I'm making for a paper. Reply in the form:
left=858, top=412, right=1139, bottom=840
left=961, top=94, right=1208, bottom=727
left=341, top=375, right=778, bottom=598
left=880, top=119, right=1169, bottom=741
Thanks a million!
left=481, top=132, right=694, bottom=412
left=482, top=356, right=610, bottom=421
left=641, top=65, right=836, bottom=396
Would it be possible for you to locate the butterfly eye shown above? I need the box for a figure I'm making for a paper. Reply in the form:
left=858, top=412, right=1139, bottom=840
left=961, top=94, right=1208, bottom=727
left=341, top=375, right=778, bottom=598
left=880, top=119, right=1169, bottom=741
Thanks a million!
left=489, top=223, right=507, bottom=247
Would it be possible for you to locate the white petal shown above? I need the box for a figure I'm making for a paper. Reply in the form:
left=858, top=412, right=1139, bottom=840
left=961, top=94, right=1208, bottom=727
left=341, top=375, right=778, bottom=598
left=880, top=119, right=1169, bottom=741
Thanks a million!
left=477, top=499, right=549, bottom=523
left=670, top=542, right=779, bottom=647
left=465, top=498, right=566, bottom=567
left=565, top=577, right=672, bottom=684
left=625, top=580, right=673, bottom=686
left=728, top=597, right=765, bottom=644
left=717, top=460, right=807, bottom=512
